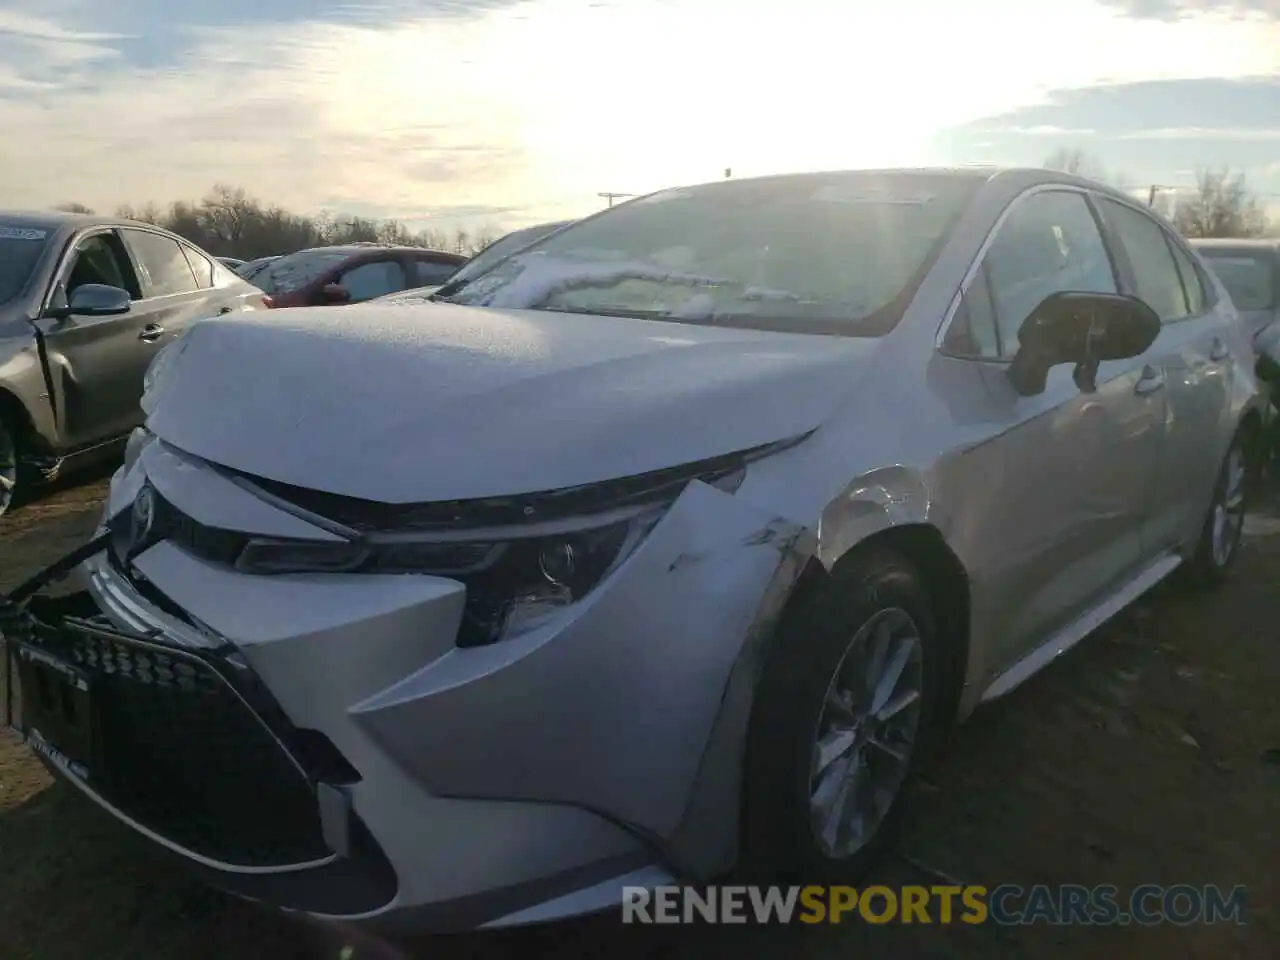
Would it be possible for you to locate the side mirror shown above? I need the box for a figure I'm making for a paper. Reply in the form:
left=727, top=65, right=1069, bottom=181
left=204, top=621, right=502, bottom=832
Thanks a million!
left=320, top=283, right=350, bottom=304
left=1008, top=291, right=1161, bottom=396
left=48, top=283, right=132, bottom=320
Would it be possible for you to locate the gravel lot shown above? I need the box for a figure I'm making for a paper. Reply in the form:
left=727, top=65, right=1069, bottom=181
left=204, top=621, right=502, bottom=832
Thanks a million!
left=1, top=475, right=1277, bottom=959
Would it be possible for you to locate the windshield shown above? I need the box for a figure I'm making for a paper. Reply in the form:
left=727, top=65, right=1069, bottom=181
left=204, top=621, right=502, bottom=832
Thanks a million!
left=447, top=221, right=569, bottom=287
left=0, top=226, right=52, bottom=305
left=252, top=249, right=352, bottom=294
left=1198, top=250, right=1275, bottom=311
left=444, top=174, right=982, bottom=335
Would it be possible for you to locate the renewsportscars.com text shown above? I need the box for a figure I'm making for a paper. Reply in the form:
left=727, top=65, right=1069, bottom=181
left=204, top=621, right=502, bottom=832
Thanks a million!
left=621, top=884, right=1248, bottom=926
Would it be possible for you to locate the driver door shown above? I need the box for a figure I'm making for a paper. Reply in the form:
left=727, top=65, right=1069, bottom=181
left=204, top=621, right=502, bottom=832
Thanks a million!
left=38, top=229, right=156, bottom=448
left=953, top=188, right=1166, bottom=665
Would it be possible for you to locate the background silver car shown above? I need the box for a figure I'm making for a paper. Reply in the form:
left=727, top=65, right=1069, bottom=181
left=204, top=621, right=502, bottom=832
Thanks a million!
left=7, top=167, right=1262, bottom=936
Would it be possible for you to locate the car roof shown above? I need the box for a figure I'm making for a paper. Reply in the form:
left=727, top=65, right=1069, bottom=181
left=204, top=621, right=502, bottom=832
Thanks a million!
left=284, top=244, right=465, bottom=260
left=1189, top=238, right=1280, bottom=251
left=0, top=209, right=104, bottom=231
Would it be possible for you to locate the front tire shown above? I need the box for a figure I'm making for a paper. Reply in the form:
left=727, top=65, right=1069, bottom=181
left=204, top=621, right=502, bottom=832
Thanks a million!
left=1181, top=432, right=1248, bottom=589
left=0, top=415, right=18, bottom=520
left=742, top=550, right=941, bottom=883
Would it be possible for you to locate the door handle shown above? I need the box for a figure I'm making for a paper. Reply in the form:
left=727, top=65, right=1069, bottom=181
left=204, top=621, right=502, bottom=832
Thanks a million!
left=1134, top=365, right=1165, bottom=395
left=138, top=325, right=165, bottom=342
left=1209, top=339, right=1229, bottom=362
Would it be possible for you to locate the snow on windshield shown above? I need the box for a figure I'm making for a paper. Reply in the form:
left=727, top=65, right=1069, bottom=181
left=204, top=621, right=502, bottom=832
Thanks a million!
left=448, top=174, right=980, bottom=330
left=256, top=250, right=352, bottom=294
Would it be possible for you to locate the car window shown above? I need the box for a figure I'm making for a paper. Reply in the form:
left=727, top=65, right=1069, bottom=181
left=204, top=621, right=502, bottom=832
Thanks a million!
left=1167, top=241, right=1207, bottom=316
left=1096, top=199, right=1188, bottom=323
left=983, top=190, right=1117, bottom=356
left=448, top=222, right=568, bottom=286
left=338, top=259, right=408, bottom=302
left=255, top=250, right=353, bottom=294
left=943, top=265, right=1000, bottom=359
left=0, top=225, right=52, bottom=305
left=1196, top=251, right=1275, bottom=311
left=124, top=230, right=199, bottom=297
left=411, top=258, right=458, bottom=286
left=66, top=234, right=140, bottom=299
left=181, top=245, right=215, bottom=288
left=446, top=173, right=984, bottom=336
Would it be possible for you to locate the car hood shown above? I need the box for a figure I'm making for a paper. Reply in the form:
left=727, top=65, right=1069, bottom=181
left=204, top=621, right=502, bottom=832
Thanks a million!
left=145, top=303, right=872, bottom=503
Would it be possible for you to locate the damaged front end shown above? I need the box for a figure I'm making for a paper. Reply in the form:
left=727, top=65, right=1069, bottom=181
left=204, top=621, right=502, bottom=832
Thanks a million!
left=1, top=431, right=821, bottom=924
left=0, top=537, right=395, bottom=914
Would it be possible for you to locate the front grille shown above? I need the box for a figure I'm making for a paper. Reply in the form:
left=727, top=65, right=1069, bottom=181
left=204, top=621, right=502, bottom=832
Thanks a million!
left=27, top=614, right=332, bottom=867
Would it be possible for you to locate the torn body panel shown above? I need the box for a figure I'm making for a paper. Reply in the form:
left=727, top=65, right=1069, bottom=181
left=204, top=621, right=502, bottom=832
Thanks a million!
left=351, top=480, right=814, bottom=852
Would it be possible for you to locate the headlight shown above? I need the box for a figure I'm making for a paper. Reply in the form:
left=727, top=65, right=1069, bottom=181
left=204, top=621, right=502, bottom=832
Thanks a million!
left=234, top=504, right=668, bottom=646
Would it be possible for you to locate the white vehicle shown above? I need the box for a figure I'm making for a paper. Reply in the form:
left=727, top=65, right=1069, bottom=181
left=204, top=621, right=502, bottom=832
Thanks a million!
left=3, top=167, right=1260, bottom=937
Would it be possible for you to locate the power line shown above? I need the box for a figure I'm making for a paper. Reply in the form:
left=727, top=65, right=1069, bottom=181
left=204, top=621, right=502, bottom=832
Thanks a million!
left=597, top=191, right=634, bottom=208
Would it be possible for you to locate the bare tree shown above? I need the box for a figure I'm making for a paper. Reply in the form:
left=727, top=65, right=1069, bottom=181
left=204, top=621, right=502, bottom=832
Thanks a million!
left=92, top=184, right=505, bottom=259
left=1174, top=168, right=1271, bottom=239
left=1043, top=147, right=1108, bottom=180
left=115, top=202, right=162, bottom=224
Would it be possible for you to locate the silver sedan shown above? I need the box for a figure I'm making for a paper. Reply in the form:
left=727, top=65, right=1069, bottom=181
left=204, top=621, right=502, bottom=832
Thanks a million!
left=4, top=166, right=1262, bottom=934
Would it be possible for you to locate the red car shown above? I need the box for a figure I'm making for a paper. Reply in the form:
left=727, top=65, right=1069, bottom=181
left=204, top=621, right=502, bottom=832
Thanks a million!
left=248, top=244, right=467, bottom=308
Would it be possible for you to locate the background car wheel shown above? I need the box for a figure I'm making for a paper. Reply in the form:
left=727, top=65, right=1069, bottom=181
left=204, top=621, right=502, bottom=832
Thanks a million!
left=1179, top=432, right=1248, bottom=590
left=0, top=415, right=18, bottom=520
left=742, top=549, right=942, bottom=884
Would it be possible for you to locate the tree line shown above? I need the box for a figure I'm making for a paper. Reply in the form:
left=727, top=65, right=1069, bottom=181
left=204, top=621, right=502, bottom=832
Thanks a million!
left=54, top=159, right=1275, bottom=262
left=1042, top=149, right=1275, bottom=238
left=54, top=184, right=503, bottom=261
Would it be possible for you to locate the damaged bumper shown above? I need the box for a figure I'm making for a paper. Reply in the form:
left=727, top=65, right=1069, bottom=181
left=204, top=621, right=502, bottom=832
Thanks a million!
left=0, top=441, right=814, bottom=931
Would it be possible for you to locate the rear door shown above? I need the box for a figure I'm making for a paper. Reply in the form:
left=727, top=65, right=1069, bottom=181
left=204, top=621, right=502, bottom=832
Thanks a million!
left=37, top=228, right=156, bottom=446
left=1093, top=198, right=1231, bottom=553
left=332, top=257, right=410, bottom=303
left=119, top=228, right=234, bottom=352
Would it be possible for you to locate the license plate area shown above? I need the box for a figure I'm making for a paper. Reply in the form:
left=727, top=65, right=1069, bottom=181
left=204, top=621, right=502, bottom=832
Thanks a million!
left=7, top=641, right=95, bottom=778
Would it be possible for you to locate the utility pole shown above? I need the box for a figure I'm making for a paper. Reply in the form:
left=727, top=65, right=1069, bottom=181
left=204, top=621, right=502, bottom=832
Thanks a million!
left=598, top=192, right=633, bottom=208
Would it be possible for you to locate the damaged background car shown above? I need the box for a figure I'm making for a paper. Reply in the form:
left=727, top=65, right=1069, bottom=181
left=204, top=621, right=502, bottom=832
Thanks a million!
left=0, top=210, right=265, bottom=518
left=0, top=167, right=1262, bottom=939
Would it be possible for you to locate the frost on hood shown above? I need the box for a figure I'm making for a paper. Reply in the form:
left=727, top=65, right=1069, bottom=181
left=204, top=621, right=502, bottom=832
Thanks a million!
left=475, top=255, right=733, bottom=310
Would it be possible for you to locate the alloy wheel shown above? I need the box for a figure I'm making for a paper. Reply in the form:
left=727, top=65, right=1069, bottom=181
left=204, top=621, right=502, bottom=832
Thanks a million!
left=1211, top=443, right=1246, bottom=569
left=808, top=607, right=924, bottom=859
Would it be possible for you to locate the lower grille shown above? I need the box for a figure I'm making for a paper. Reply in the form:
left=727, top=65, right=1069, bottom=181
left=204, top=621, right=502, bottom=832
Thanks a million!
left=28, top=613, right=332, bottom=868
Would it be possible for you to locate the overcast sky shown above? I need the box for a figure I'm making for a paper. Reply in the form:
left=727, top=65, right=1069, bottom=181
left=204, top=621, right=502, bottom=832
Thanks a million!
left=2, top=0, right=1278, bottom=233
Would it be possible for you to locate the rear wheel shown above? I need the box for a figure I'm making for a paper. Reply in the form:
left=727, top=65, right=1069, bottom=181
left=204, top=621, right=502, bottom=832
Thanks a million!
left=742, top=551, right=942, bottom=882
left=1180, top=432, right=1248, bottom=589
left=0, top=416, right=18, bottom=520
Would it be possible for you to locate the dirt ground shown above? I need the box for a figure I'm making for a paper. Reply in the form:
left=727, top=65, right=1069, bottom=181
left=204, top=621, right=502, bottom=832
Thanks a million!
left=0, top=474, right=1277, bottom=960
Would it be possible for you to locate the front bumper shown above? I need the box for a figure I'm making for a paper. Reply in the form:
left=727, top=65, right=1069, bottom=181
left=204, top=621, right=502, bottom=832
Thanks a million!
left=2, top=442, right=814, bottom=932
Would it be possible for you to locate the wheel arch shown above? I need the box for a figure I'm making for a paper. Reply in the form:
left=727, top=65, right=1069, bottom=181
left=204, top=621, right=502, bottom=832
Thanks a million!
left=780, top=522, right=973, bottom=731
left=0, top=385, right=36, bottom=450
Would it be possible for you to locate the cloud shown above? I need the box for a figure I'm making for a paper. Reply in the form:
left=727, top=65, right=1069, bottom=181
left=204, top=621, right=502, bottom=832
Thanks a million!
left=5, top=0, right=1280, bottom=232
left=1118, top=126, right=1280, bottom=140
left=931, top=75, right=1280, bottom=199
left=1099, top=0, right=1280, bottom=21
